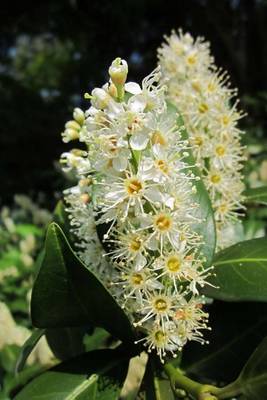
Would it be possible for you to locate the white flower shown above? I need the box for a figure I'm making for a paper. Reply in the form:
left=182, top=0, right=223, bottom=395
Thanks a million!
left=158, top=29, right=246, bottom=249
left=60, top=56, right=211, bottom=361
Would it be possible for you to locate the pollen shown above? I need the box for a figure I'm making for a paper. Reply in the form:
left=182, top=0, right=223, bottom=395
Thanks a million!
left=154, top=298, right=168, bottom=313
left=155, top=159, right=169, bottom=174
left=210, top=174, right=221, bottom=184
left=125, top=177, right=143, bottom=196
left=131, top=273, right=144, bottom=286
left=166, top=255, right=181, bottom=272
left=187, top=54, right=197, bottom=65
left=154, top=213, right=172, bottom=232
left=194, top=136, right=203, bottom=146
left=215, top=145, right=226, bottom=156
left=198, top=103, right=209, bottom=113
left=129, top=236, right=142, bottom=252
left=152, top=130, right=167, bottom=146
left=154, top=330, right=166, bottom=343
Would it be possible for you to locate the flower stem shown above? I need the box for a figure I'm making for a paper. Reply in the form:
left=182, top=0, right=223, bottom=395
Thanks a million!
left=163, top=363, right=242, bottom=400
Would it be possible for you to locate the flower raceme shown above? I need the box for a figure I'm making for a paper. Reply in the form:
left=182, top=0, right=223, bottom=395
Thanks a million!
left=60, top=57, right=213, bottom=362
left=158, top=30, right=246, bottom=249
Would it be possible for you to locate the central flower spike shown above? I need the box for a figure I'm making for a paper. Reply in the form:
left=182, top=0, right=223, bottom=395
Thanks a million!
left=61, top=56, right=211, bottom=363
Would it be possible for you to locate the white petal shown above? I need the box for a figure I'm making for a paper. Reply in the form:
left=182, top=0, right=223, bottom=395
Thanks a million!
left=125, top=82, right=142, bottom=95
left=134, top=254, right=147, bottom=270
left=112, top=156, right=128, bottom=171
left=130, top=133, right=149, bottom=150
left=128, top=95, right=146, bottom=113
left=145, top=187, right=163, bottom=203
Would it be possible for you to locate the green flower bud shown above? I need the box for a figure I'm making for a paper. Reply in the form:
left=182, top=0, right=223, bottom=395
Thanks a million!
left=73, top=108, right=85, bottom=125
left=108, top=58, right=128, bottom=86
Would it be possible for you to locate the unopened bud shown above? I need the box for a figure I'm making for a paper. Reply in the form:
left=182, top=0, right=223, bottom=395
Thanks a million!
left=62, top=129, right=80, bottom=143
left=79, top=177, right=92, bottom=187
left=91, top=88, right=112, bottom=109
left=65, top=120, right=81, bottom=131
left=108, top=83, right=118, bottom=98
left=73, top=108, right=85, bottom=125
left=80, top=193, right=91, bottom=204
left=109, top=58, right=128, bottom=86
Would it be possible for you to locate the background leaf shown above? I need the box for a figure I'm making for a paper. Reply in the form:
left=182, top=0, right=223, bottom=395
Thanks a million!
left=31, top=223, right=135, bottom=344
left=237, top=336, right=267, bottom=399
left=45, top=327, right=91, bottom=361
left=14, top=348, right=130, bottom=400
left=203, top=237, right=267, bottom=301
left=244, top=186, right=267, bottom=206
left=16, top=329, right=45, bottom=373
left=182, top=301, right=267, bottom=384
left=168, top=102, right=216, bottom=267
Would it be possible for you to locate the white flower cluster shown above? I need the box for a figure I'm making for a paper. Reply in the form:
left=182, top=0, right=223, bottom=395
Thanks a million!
left=158, top=30, right=246, bottom=249
left=61, top=58, right=212, bottom=362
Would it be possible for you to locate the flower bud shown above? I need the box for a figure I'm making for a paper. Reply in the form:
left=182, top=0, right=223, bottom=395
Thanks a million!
left=62, top=129, right=80, bottom=143
left=108, top=58, right=128, bottom=86
left=91, top=88, right=112, bottom=109
left=73, top=108, right=85, bottom=125
left=65, top=120, right=81, bottom=131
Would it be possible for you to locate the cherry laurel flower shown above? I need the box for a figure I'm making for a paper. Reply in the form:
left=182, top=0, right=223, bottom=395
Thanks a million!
left=158, top=29, right=246, bottom=249
left=60, top=58, right=213, bottom=362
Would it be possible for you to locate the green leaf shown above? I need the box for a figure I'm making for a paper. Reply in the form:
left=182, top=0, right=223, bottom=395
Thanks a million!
left=182, top=301, right=267, bottom=383
left=45, top=327, right=90, bottom=360
left=15, top=224, right=42, bottom=237
left=244, top=186, right=267, bottom=206
left=31, top=222, right=135, bottom=343
left=16, top=329, right=45, bottom=373
left=83, top=327, right=111, bottom=352
left=0, top=345, right=20, bottom=373
left=168, top=102, right=216, bottom=266
left=203, top=237, right=267, bottom=301
left=14, top=348, right=129, bottom=400
left=237, top=336, right=267, bottom=399
left=3, top=365, right=45, bottom=398
left=141, top=358, right=175, bottom=400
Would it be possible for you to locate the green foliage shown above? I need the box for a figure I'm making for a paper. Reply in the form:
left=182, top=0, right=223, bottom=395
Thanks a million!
left=14, top=348, right=129, bottom=400
left=168, top=103, right=216, bottom=266
left=244, top=186, right=267, bottom=206
left=237, top=336, right=267, bottom=399
left=31, top=223, right=135, bottom=343
left=16, top=329, right=45, bottom=373
left=203, top=237, right=267, bottom=301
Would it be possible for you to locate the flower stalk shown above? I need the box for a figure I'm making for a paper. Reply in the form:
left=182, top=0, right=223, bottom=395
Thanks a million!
left=163, top=362, right=242, bottom=400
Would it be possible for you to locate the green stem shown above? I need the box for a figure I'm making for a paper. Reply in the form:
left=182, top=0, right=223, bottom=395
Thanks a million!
left=163, top=363, right=242, bottom=400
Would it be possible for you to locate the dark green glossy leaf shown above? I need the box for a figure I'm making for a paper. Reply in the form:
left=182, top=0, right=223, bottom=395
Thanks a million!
left=83, top=327, right=111, bottom=352
left=244, top=186, right=267, bottom=206
left=204, top=237, right=267, bottom=301
left=31, top=223, right=134, bottom=343
left=182, top=301, right=267, bottom=383
left=45, top=327, right=90, bottom=361
left=237, top=336, right=267, bottom=399
left=16, top=329, right=45, bottom=373
left=14, top=348, right=129, bottom=400
left=141, top=358, right=175, bottom=400
left=168, top=102, right=216, bottom=267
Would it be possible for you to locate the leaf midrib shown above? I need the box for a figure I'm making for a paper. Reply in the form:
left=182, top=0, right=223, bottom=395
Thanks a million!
left=215, top=258, right=267, bottom=266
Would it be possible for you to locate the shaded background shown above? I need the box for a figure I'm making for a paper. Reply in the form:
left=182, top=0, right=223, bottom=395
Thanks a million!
left=1, top=0, right=267, bottom=206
